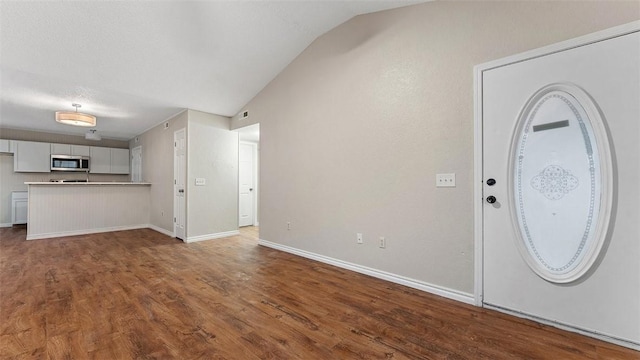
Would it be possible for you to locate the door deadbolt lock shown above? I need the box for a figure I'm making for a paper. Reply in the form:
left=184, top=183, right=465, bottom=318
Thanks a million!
left=486, top=178, right=496, bottom=186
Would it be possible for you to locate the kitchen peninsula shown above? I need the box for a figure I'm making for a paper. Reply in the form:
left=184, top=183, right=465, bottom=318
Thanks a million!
left=25, top=182, right=151, bottom=240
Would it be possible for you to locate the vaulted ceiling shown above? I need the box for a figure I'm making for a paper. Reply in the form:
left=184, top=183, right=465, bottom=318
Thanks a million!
left=0, top=1, right=424, bottom=140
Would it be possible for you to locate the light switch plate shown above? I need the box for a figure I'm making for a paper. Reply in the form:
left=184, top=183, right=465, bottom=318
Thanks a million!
left=436, top=173, right=456, bottom=187
left=195, top=178, right=206, bottom=186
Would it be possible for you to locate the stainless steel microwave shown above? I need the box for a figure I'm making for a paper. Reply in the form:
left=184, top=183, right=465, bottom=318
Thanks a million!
left=51, top=155, right=90, bottom=172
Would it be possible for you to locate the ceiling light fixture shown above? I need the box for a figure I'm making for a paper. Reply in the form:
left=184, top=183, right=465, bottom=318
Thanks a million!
left=55, top=103, right=96, bottom=127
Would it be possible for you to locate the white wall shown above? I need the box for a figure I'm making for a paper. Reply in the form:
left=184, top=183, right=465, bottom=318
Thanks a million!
left=130, top=111, right=188, bottom=233
left=231, top=1, right=640, bottom=295
left=132, top=109, right=238, bottom=239
left=187, top=109, right=238, bottom=239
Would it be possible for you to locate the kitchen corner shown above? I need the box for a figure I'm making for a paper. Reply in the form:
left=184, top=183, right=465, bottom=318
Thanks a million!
left=0, top=136, right=134, bottom=228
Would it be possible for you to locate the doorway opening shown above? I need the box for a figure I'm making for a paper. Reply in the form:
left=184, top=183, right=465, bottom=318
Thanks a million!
left=234, top=124, right=260, bottom=229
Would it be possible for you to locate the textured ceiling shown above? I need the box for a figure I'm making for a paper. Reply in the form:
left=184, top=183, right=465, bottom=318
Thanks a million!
left=0, top=1, right=424, bottom=140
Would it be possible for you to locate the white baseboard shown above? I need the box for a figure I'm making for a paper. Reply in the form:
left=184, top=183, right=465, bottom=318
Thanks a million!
left=26, top=224, right=149, bottom=240
left=148, top=224, right=175, bottom=237
left=0, top=223, right=13, bottom=228
left=484, top=304, right=640, bottom=351
left=258, top=239, right=475, bottom=305
left=185, top=230, right=240, bottom=243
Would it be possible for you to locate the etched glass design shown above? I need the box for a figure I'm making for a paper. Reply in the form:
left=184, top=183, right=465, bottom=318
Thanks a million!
left=531, top=165, right=579, bottom=200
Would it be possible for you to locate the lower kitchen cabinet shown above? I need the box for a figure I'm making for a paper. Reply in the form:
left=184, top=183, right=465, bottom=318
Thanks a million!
left=11, top=191, right=28, bottom=225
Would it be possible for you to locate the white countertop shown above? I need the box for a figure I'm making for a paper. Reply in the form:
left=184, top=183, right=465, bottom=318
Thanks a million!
left=25, top=182, right=151, bottom=185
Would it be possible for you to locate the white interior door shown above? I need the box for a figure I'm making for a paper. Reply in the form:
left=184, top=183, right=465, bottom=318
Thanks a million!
left=131, top=146, right=142, bottom=182
left=481, top=28, right=639, bottom=346
left=238, top=142, right=255, bottom=227
left=174, top=128, right=186, bottom=240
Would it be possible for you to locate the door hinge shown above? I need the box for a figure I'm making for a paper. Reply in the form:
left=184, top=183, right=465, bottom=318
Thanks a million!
left=174, top=217, right=176, bottom=223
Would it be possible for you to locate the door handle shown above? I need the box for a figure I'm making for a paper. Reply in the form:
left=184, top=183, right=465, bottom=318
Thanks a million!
left=486, top=195, right=497, bottom=204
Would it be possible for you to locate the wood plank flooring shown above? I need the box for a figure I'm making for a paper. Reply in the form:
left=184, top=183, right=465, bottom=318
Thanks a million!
left=0, top=226, right=637, bottom=359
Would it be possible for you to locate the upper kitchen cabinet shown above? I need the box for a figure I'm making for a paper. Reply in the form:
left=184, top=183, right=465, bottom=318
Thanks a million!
left=0, top=139, right=14, bottom=153
left=72, top=145, right=91, bottom=157
left=51, top=143, right=90, bottom=156
left=111, top=148, right=130, bottom=174
left=90, top=146, right=130, bottom=174
left=51, top=143, right=70, bottom=155
left=13, top=141, right=50, bottom=172
left=90, top=147, right=112, bottom=173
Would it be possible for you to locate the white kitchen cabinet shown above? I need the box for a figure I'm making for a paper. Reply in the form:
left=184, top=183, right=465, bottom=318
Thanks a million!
left=0, top=139, right=13, bottom=153
left=90, top=146, right=129, bottom=174
left=13, top=141, right=50, bottom=172
left=11, top=191, right=28, bottom=225
left=51, top=143, right=71, bottom=155
left=110, top=148, right=130, bottom=174
left=90, top=146, right=111, bottom=173
left=72, top=145, right=91, bottom=156
left=51, top=143, right=90, bottom=156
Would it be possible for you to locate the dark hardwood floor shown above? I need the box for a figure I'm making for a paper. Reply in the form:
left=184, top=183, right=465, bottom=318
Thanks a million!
left=0, top=226, right=637, bottom=359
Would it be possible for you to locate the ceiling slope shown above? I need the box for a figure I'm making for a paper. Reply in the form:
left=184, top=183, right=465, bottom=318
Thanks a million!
left=0, top=1, right=424, bottom=140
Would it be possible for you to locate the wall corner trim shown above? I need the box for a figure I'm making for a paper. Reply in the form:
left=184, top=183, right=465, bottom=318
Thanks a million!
left=259, top=239, right=475, bottom=305
left=185, top=230, right=240, bottom=243
left=148, top=224, right=175, bottom=238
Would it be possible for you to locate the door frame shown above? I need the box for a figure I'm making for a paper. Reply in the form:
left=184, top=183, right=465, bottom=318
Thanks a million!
left=473, top=21, right=640, bottom=307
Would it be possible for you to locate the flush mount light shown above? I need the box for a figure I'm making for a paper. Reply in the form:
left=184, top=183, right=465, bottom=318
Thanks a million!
left=55, top=103, right=96, bottom=127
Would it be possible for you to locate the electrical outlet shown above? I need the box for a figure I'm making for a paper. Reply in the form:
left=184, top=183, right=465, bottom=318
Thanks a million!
left=379, top=236, right=386, bottom=249
left=357, top=233, right=363, bottom=244
left=436, top=173, right=456, bottom=187
left=287, top=222, right=291, bottom=230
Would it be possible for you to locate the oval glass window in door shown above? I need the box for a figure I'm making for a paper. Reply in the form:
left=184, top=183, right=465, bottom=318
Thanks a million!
left=509, top=83, right=613, bottom=283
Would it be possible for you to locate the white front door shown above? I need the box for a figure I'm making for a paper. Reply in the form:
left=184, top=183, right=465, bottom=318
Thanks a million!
left=238, top=142, right=255, bottom=227
left=480, top=27, right=639, bottom=346
left=174, top=128, right=186, bottom=240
